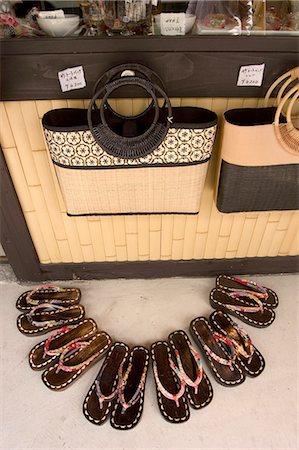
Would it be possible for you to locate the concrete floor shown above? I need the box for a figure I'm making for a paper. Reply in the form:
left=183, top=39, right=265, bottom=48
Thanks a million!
left=0, top=267, right=298, bottom=449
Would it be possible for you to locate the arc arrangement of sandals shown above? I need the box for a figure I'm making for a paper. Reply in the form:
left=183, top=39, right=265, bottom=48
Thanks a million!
left=16, top=276, right=278, bottom=429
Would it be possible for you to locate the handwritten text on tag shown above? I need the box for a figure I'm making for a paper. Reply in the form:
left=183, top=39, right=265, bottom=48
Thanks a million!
left=237, top=64, right=265, bottom=87
left=160, top=13, right=185, bottom=36
left=58, top=66, right=86, bottom=93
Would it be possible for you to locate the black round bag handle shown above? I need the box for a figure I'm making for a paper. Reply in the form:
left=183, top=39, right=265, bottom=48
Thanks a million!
left=87, top=76, right=173, bottom=160
left=92, top=63, right=167, bottom=120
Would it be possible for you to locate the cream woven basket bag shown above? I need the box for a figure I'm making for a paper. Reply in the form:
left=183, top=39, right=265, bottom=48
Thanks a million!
left=43, top=64, right=218, bottom=216
left=217, top=67, right=299, bottom=213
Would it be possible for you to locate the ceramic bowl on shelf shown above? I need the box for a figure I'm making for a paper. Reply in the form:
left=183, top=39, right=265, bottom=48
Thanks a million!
left=154, top=13, right=196, bottom=35
left=37, top=14, right=80, bottom=37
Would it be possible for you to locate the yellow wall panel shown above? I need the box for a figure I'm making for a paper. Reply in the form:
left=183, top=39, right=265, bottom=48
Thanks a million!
left=62, top=216, right=84, bottom=263
left=5, top=102, right=40, bottom=186
left=246, top=214, right=270, bottom=258
left=88, top=218, right=106, bottom=261
left=0, top=103, right=15, bottom=148
left=150, top=231, right=161, bottom=260
left=137, top=216, right=150, bottom=258
left=226, top=215, right=246, bottom=254
left=36, top=101, right=53, bottom=119
left=28, top=185, right=62, bottom=263
left=193, top=233, right=207, bottom=260
left=112, top=217, right=127, bottom=247
left=1, top=98, right=297, bottom=265
left=279, top=213, right=299, bottom=255
left=56, top=240, right=73, bottom=263
left=100, top=217, right=116, bottom=258
left=204, top=205, right=223, bottom=259
left=288, top=230, right=299, bottom=256
left=115, top=246, right=128, bottom=262
left=161, top=215, right=174, bottom=259
left=215, top=236, right=230, bottom=259
left=24, top=211, right=51, bottom=264
left=236, top=218, right=257, bottom=258
left=32, top=150, right=68, bottom=241
left=182, top=216, right=198, bottom=260
left=20, top=101, right=45, bottom=151
left=2, top=147, right=34, bottom=213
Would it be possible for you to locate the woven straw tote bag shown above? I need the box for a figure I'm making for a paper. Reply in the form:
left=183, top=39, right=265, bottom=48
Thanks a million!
left=43, top=64, right=218, bottom=216
left=216, top=67, right=299, bottom=213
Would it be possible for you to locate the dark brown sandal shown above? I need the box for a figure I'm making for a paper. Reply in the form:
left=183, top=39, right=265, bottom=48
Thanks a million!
left=110, top=346, right=149, bottom=430
left=151, top=340, right=190, bottom=424
left=209, top=311, right=265, bottom=377
left=16, top=284, right=81, bottom=311
left=42, top=331, right=112, bottom=390
left=190, top=317, right=245, bottom=387
left=216, top=275, right=278, bottom=308
left=83, top=342, right=129, bottom=426
left=29, top=318, right=98, bottom=371
left=17, top=303, right=85, bottom=336
left=210, top=288, right=275, bottom=328
left=168, top=330, right=213, bottom=409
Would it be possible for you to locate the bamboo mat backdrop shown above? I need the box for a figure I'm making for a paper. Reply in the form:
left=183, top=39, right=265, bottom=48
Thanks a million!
left=1, top=97, right=298, bottom=264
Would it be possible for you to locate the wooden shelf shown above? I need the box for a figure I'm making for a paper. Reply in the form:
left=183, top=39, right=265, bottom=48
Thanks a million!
left=0, top=35, right=298, bottom=100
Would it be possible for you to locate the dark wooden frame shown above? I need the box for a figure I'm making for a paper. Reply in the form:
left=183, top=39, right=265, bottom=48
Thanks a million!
left=1, top=35, right=298, bottom=100
left=0, top=35, right=298, bottom=281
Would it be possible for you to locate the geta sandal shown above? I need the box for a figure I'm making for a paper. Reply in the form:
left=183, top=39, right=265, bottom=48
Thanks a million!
left=110, top=346, right=149, bottom=430
left=209, top=311, right=265, bottom=377
left=210, top=288, right=275, bottom=328
left=190, top=317, right=245, bottom=387
left=151, top=340, right=190, bottom=423
left=29, top=318, right=97, bottom=371
left=168, top=330, right=213, bottom=409
left=17, top=303, right=85, bottom=336
left=42, top=331, right=111, bottom=390
left=16, top=285, right=81, bottom=311
left=216, top=275, right=278, bottom=309
left=83, top=342, right=130, bottom=426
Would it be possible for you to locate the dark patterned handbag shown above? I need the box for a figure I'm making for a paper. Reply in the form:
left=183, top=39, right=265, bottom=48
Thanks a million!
left=43, top=64, right=218, bottom=215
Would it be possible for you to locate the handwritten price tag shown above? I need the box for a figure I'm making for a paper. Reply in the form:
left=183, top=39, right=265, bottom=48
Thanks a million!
left=58, top=66, right=86, bottom=93
left=237, top=64, right=265, bottom=87
left=160, top=13, right=185, bottom=36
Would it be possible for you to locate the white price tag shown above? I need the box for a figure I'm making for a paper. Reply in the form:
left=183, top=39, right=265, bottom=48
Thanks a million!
left=160, top=13, right=185, bottom=36
left=237, top=64, right=265, bottom=87
left=58, top=66, right=86, bottom=93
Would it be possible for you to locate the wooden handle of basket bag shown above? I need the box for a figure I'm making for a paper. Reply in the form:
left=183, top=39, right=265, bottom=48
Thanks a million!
left=264, top=66, right=299, bottom=107
left=274, top=84, right=299, bottom=155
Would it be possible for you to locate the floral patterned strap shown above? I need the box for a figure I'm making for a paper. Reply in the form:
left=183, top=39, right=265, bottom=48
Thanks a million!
left=225, top=291, right=264, bottom=313
left=117, top=360, right=147, bottom=414
left=226, top=323, right=254, bottom=362
left=55, top=341, right=100, bottom=374
left=42, top=325, right=77, bottom=359
left=226, top=277, right=269, bottom=300
left=27, top=303, right=66, bottom=327
left=204, top=332, right=237, bottom=371
left=170, top=346, right=203, bottom=394
left=95, top=379, right=118, bottom=410
left=26, top=285, right=65, bottom=306
left=152, top=359, right=185, bottom=408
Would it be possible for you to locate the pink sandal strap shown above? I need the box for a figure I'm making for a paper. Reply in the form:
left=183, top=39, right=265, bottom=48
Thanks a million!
left=224, top=323, right=254, bottom=362
left=26, top=285, right=64, bottom=306
left=117, top=360, right=147, bottom=413
left=226, top=277, right=269, bottom=300
left=55, top=341, right=100, bottom=374
left=224, top=291, right=264, bottom=313
left=43, top=325, right=78, bottom=358
left=203, top=332, right=237, bottom=371
left=170, top=345, right=203, bottom=395
left=27, top=303, right=66, bottom=327
left=153, top=358, right=185, bottom=408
